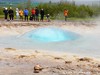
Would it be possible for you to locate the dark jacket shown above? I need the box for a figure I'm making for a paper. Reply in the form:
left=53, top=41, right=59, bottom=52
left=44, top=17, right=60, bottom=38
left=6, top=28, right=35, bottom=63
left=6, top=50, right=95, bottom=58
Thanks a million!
left=40, top=9, right=44, bottom=16
left=3, top=9, right=8, bottom=15
left=35, top=8, right=39, bottom=16
left=8, top=9, right=14, bottom=15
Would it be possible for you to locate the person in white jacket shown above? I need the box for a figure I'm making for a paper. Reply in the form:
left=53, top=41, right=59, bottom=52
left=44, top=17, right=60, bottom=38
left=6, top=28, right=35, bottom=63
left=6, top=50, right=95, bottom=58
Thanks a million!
left=16, top=8, right=19, bottom=20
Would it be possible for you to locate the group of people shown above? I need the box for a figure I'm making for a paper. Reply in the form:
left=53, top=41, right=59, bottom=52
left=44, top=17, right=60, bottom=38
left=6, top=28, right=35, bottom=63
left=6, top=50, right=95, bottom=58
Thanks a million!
left=3, top=7, right=68, bottom=22
left=3, top=7, right=14, bottom=21
left=3, top=7, right=50, bottom=22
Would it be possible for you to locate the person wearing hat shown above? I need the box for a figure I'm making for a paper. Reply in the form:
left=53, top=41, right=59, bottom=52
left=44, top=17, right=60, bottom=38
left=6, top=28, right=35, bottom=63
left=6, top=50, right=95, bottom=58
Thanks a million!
left=3, top=7, right=8, bottom=20
left=8, top=7, right=14, bottom=21
left=46, top=14, right=50, bottom=22
left=16, top=8, right=19, bottom=20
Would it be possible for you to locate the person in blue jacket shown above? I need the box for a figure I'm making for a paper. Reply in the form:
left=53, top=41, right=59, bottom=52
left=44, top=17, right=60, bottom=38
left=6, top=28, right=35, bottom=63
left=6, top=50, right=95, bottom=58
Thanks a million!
left=24, top=8, right=29, bottom=21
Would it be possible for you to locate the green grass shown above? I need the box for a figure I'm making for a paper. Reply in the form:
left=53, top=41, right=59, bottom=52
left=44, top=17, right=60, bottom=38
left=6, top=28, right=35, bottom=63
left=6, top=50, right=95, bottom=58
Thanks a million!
left=0, top=15, right=4, bottom=18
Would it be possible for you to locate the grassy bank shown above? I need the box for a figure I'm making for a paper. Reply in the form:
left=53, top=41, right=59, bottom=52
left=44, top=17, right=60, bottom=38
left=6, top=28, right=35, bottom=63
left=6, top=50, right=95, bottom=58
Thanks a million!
left=0, top=1, right=99, bottom=21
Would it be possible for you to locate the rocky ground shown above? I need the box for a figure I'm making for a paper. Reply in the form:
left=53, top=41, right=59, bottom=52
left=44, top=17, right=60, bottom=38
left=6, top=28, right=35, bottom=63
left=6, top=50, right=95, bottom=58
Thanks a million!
left=0, top=48, right=100, bottom=75
left=0, top=20, right=100, bottom=75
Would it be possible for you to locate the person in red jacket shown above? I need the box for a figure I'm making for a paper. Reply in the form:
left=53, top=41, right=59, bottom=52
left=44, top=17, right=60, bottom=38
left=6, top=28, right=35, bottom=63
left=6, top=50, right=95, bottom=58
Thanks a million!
left=31, top=8, right=36, bottom=21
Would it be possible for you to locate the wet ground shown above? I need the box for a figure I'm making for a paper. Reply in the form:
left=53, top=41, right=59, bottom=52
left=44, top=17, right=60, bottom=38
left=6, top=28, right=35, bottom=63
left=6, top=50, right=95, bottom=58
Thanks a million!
left=0, top=21, right=100, bottom=58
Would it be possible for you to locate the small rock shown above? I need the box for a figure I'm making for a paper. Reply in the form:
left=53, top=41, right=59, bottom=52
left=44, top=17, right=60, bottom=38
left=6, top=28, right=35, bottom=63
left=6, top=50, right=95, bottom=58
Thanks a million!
left=98, top=65, right=100, bottom=67
left=54, top=57, right=63, bottom=60
left=57, top=67, right=65, bottom=70
left=78, top=57, right=92, bottom=62
left=18, top=55, right=27, bottom=58
left=65, top=61, right=72, bottom=64
left=34, top=64, right=42, bottom=73
left=5, top=48, right=16, bottom=51
left=34, top=70, right=40, bottom=73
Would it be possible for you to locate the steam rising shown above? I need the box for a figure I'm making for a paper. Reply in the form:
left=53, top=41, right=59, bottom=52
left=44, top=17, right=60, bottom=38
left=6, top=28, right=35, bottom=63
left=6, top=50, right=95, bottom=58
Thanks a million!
left=21, top=27, right=80, bottom=42
left=0, top=19, right=100, bottom=58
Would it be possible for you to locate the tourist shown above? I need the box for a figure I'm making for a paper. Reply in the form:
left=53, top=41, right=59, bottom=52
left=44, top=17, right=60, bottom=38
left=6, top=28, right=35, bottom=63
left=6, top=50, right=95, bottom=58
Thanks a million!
left=24, top=8, right=29, bottom=21
left=8, top=7, right=14, bottom=21
left=31, top=8, right=36, bottom=21
left=40, top=8, right=44, bottom=21
left=35, top=7, right=39, bottom=21
left=3, top=7, right=8, bottom=21
left=16, top=8, right=19, bottom=20
left=19, top=9, right=24, bottom=21
left=46, top=14, right=50, bottom=22
left=64, top=9, right=68, bottom=21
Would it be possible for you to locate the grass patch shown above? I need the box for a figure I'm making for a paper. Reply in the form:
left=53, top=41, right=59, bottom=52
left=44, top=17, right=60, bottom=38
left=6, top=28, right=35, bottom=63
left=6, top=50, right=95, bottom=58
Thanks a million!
left=0, top=15, right=4, bottom=18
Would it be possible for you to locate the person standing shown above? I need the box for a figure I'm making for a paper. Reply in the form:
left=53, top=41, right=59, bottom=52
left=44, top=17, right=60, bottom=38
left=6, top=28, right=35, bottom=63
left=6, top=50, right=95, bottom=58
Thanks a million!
left=24, top=8, right=29, bottom=21
left=19, top=9, right=24, bottom=21
left=31, top=8, right=36, bottom=21
left=64, top=9, right=68, bottom=21
left=35, top=7, right=39, bottom=21
left=3, top=7, right=8, bottom=20
left=8, top=7, right=14, bottom=21
left=16, top=8, right=19, bottom=20
left=46, top=14, right=50, bottom=22
left=40, top=8, right=44, bottom=21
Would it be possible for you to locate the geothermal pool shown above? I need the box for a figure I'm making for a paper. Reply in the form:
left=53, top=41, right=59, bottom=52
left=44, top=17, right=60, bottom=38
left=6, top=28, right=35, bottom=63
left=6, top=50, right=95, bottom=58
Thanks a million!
left=21, top=27, right=80, bottom=42
left=0, top=26, right=100, bottom=58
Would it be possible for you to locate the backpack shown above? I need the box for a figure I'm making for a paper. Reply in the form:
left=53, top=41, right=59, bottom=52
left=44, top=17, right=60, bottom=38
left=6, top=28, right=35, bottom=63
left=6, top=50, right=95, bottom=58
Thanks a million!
left=30, top=15, right=33, bottom=20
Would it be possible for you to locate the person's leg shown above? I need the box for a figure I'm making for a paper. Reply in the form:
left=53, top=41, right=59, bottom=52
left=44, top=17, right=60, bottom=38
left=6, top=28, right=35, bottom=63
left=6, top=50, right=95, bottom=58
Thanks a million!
left=22, top=16, right=23, bottom=21
left=40, top=15, right=42, bottom=21
left=65, top=16, right=67, bottom=21
left=42, top=15, right=44, bottom=21
left=48, top=17, right=50, bottom=22
left=16, top=15, right=19, bottom=20
left=9, top=15, right=11, bottom=20
left=27, top=15, right=28, bottom=21
left=5, top=14, right=7, bottom=20
left=19, top=16, right=21, bottom=19
left=36, top=15, right=39, bottom=21
left=37, top=15, right=39, bottom=21
left=12, top=15, right=14, bottom=20
left=36, top=15, right=37, bottom=21
left=20, top=16, right=22, bottom=20
left=41, top=15, right=44, bottom=21
left=65, top=16, right=66, bottom=21
left=6, top=14, right=8, bottom=20
left=32, top=14, right=34, bottom=21
left=25, top=15, right=26, bottom=21
left=47, top=17, right=49, bottom=22
left=33, top=15, right=35, bottom=21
